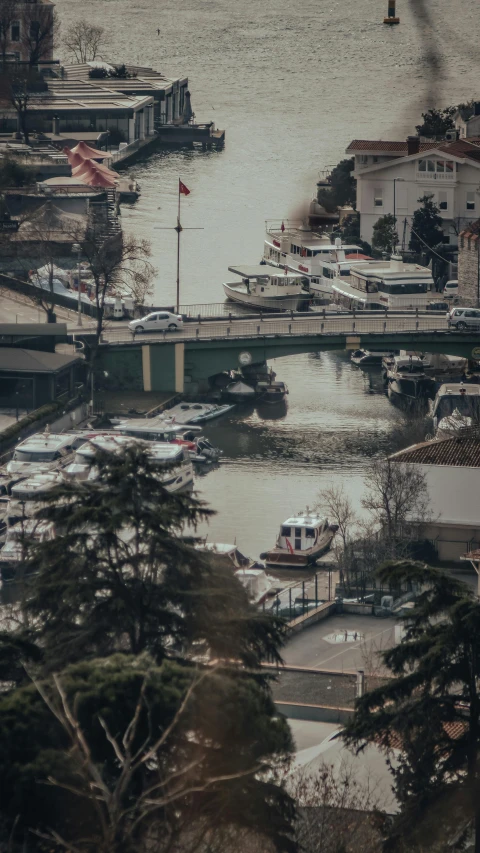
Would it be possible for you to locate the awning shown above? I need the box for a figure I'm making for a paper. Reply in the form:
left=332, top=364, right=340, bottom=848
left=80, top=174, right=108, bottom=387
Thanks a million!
left=228, top=264, right=302, bottom=279
left=331, top=279, right=368, bottom=303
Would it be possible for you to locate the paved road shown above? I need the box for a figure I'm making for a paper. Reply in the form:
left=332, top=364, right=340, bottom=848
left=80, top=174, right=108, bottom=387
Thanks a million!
left=72, top=311, right=450, bottom=344
left=283, top=613, right=398, bottom=675
left=1, top=289, right=77, bottom=325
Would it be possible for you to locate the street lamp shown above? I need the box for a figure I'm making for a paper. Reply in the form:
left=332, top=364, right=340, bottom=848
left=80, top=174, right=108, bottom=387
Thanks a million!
left=393, top=178, right=405, bottom=242
left=72, top=242, right=82, bottom=328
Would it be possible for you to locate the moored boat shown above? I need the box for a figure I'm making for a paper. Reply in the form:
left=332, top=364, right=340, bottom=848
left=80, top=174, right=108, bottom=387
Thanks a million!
left=351, top=349, right=395, bottom=367
left=260, top=509, right=337, bottom=569
left=257, top=380, right=288, bottom=404
left=223, top=264, right=309, bottom=312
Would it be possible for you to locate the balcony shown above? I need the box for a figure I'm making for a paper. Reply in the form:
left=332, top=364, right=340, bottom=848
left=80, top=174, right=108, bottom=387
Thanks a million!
left=416, top=170, right=457, bottom=182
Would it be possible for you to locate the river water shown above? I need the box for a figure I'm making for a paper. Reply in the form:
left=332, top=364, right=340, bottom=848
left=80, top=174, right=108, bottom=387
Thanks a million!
left=55, top=0, right=479, bottom=558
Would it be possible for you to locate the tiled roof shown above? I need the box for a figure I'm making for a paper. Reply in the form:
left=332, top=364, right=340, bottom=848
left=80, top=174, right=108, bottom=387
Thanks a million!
left=376, top=721, right=466, bottom=751
left=347, top=140, right=435, bottom=153
left=389, top=436, right=480, bottom=467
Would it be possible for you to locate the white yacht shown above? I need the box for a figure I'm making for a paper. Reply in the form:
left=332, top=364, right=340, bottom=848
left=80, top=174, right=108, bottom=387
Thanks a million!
left=63, top=435, right=194, bottom=492
left=7, top=472, right=63, bottom=529
left=112, top=419, right=222, bottom=463
left=6, top=433, right=75, bottom=477
left=0, top=520, right=55, bottom=583
left=223, top=264, right=309, bottom=311
left=155, top=402, right=234, bottom=425
left=343, top=256, right=434, bottom=311
left=263, top=221, right=369, bottom=298
left=431, top=384, right=480, bottom=433
left=260, top=509, right=338, bottom=569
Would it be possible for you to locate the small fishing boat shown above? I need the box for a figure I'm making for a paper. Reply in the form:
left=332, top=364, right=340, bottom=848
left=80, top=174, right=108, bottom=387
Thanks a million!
left=385, top=355, right=435, bottom=409
left=223, top=264, right=310, bottom=312
left=260, top=509, right=337, bottom=569
left=257, top=380, right=288, bottom=404
left=351, top=349, right=395, bottom=367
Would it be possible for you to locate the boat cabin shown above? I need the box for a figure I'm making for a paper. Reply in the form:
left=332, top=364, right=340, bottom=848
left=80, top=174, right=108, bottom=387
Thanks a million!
left=227, top=264, right=305, bottom=296
left=278, top=512, right=329, bottom=552
left=7, top=433, right=75, bottom=474
left=391, top=355, right=425, bottom=375
left=114, top=419, right=200, bottom=442
left=432, top=384, right=480, bottom=427
left=196, top=542, right=252, bottom=569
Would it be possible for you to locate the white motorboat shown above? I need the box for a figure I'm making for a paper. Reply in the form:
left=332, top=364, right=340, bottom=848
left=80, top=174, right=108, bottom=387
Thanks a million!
left=263, top=221, right=369, bottom=298
left=63, top=435, right=194, bottom=492
left=111, top=419, right=222, bottom=463
left=6, top=432, right=75, bottom=477
left=7, top=472, right=64, bottom=529
left=223, top=264, right=309, bottom=312
left=431, top=383, right=480, bottom=433
left=260, top=509, right=338, bottom=569
left=196, top=542, right=260, bottom=569
left=350, top=349, right=395, bottom=367
left=234, top=568, right=275, bottom=605
left=159, top=402, right=235, bottom=425
left=0, top=520, right=55, bottom=583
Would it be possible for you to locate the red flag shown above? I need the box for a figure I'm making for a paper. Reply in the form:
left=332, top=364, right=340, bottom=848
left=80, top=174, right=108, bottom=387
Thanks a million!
left=179, top=180, right=190, bottom=196
left=281, top=221, right=285, bottom=232
left=285, top=537, right=294, bottom=555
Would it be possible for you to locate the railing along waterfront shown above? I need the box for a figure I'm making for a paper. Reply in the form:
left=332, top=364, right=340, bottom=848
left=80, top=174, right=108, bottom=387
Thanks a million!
left=263, top=570, right=335, bottom=621
left=99, top=310, right=451, bottom=345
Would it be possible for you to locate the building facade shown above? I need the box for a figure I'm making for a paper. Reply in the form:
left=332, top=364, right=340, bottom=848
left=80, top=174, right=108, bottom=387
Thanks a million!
left=348, top=137, right=480, bottom=247
left=458, top=221, right=480, bottom=305
left=0, top=0, right=55, bottom=64
left=390, top=436, right=480, bottom=562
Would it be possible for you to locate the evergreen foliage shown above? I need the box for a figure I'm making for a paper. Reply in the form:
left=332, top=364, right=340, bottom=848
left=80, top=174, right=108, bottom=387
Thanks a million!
left=372, top=214, right=398, bottom=254
left=408, top=194, right=444, bottom=257
left=0, top=446, right=295, bottom=852
left=317, top=158, right=356, bottom=213
left=344, top=561, right=480, bottom=852
left=415, top=107, right=457, bottom=137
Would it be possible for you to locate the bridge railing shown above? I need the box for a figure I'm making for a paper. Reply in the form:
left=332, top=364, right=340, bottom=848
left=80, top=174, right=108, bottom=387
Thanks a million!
left=100, top=312, right=451, bottom=344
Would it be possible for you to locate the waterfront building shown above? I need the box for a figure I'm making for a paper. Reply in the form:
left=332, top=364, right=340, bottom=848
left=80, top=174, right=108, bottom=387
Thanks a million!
left=0, top=0, right=55, bottom=64
left=458, top=220, right=480, bottom=306
left=349, top=136, right=480, bottom=246
left=389, top=435, right=480, bottom=562
left=455, top=103, right=480, bottom=139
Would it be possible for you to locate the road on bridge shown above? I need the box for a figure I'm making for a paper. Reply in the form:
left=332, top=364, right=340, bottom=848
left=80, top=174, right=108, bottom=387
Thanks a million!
left=74, top=311, right=451, bottom=345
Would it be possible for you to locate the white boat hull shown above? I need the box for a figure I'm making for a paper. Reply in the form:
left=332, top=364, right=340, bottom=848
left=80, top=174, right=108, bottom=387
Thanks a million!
left=261, top=529, right=334, bottom=568
left=223, top=282, right=307, bottom=312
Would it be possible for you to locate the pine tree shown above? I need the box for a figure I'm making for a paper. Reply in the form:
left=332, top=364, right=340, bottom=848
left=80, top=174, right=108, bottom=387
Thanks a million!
left=372, top=214, right=398, bottom=254
left=409, top=194, right=444, bottom=258
left=344, top=560, right=480, bottom=852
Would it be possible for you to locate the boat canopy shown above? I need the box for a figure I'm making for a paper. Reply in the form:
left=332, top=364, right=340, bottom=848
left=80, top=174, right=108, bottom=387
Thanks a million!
left=228, top=264, right=303, bottom=280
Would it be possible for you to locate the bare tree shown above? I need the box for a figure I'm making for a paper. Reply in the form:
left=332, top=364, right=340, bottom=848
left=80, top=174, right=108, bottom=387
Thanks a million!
left=63, top=19, right=105, bottom=64
left=71, top=221, right=156, bottom=370
left=361, top=458, right=430, bottom=542
left=316, top=484, right=358, bottom=552
left=0, top=0, right=17, bottom=69
left=20, top=3, right=58, bottom=66
left=0, top=64, right=34, bottom=144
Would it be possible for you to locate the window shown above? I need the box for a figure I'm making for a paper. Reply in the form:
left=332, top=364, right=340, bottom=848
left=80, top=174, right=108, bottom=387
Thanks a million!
left=281, top=526, right=291, bottom=537
left=418, top=159, right=426, bottom=171
left=359, top=155, right=368, bottom=164
left=438, top=191, right=448, bottom=210
left=467, top=191, right=476, bottom=211
left=29, top=20, right=40, bottom=38
left=374, top=188, right=383, bottom=207
left=295, top=527, right=302, bottom=536
left=11, top=21, right=19, bottom=40
left=373, top=156, right=379, bottom=163
left=305, top=528, right=315, bottom=538
left=427, top=159, right=435, bottom=172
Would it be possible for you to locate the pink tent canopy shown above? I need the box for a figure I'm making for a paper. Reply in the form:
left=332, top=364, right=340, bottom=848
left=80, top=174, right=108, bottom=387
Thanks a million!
left=70, top=140, right=113, bottom=160
left=78, top=163, right=117, bottom=188
left=72, top=158, right=118, bottom=180
left=63, top=147, right=87, bottom=168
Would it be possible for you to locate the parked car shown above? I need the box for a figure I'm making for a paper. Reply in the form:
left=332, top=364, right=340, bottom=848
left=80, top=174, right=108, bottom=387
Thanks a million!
left=128, top=311, right=184, bottom=333
left=426, top=301, right=449, bottom=313
left=448, top=307, right=480, bottom=329
left=443, top=280, right=458, bottom=299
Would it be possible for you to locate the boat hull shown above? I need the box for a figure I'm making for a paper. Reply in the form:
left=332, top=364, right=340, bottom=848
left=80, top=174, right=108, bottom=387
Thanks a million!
left=223, top=282, right=307, bottom=312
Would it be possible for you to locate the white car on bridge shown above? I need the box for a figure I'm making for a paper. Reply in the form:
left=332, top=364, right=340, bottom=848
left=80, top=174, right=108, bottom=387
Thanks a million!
left=128, top=311, right=184, bottom=333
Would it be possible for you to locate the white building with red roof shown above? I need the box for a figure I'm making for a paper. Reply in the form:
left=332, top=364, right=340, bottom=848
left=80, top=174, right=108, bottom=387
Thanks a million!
left=347, top=136, right=480, bottom=246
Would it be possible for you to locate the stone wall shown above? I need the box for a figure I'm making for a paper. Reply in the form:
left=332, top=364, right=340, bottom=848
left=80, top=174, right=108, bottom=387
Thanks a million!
left=458, top=224, right=480, bottom=305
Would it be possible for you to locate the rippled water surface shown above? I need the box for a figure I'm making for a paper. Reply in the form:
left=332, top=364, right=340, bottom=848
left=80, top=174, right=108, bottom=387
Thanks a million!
left=54, top=0, right=478, bottom=556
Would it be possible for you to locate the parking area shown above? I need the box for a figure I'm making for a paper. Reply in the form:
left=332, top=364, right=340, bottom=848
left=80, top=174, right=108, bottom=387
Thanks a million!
left=283, top=613, right=398, bottom=675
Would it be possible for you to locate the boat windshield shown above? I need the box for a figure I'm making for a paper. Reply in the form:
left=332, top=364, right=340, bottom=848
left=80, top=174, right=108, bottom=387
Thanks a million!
left=436, top=395, right=480, bottom=420
left=13, top=450, right=59, bottom=462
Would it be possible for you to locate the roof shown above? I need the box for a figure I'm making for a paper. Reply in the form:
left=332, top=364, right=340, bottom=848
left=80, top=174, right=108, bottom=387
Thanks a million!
left=0, top=348, right=81, bottom=374
left=389, top=436, right=480, bottom=468
left=16, top=434, right=74, bottom=451
left=228, top=264, right=302, bottom=279
left=347, top=140, right=436, bottom=153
